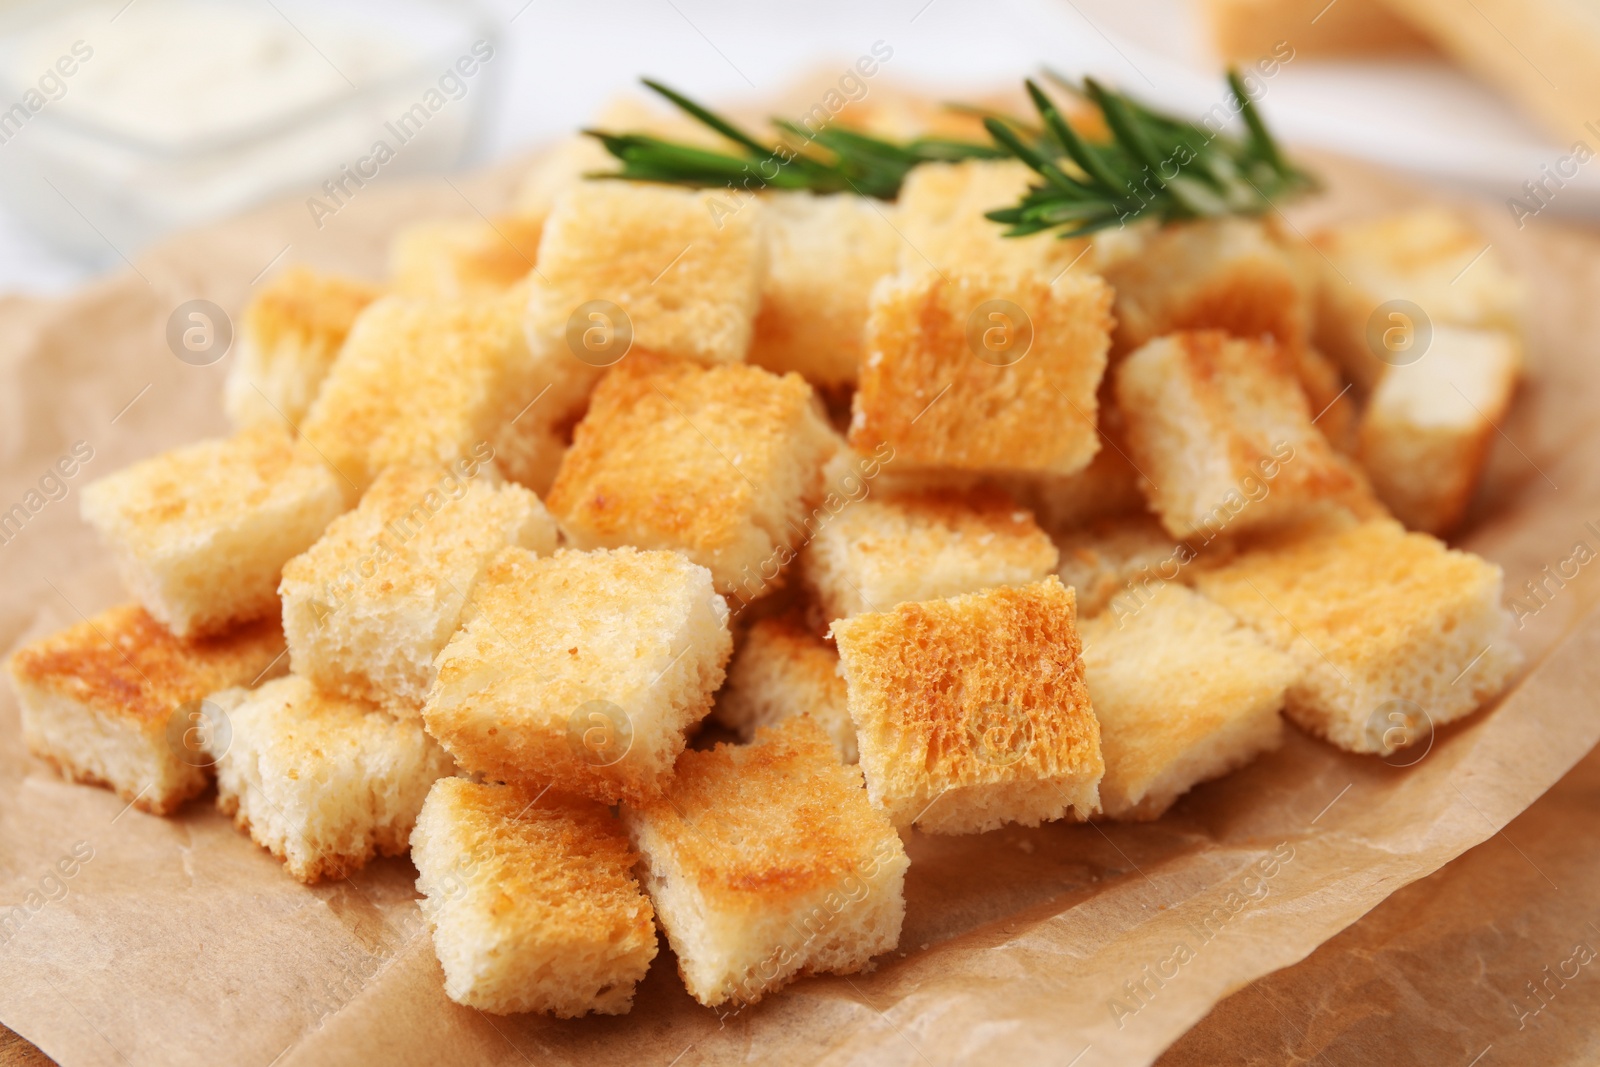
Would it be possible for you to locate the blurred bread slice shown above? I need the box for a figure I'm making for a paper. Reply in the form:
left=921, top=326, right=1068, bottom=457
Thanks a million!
left=1201, top=0, right=1435, bottom=61
left=81, top=425, right=346, bottom=638
left=225, top=266, right=381, bottom=429
left=207, top=675, right=455, bottom=883
left=623, top=717, right=908, bottom=1007
left=280, top=461, right=558, bottom=714
left=5, top=605, right=285, bottom=814
left=389, top=214, right=542, bottom=300
left=831, top=577, right=1102, bottom=834
left=714, top=614, right=857, bottom=762
left=412, top=778, right=658, bottom=1016
left=1080, top=583, right=1298, bottom=819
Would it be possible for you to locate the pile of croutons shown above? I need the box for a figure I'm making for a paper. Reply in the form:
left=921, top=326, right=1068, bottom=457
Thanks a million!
left=7, top=102, right=1526, bottom=1020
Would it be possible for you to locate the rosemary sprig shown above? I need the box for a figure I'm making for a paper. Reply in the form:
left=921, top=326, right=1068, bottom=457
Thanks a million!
left=585, top=79, right=1005, bottom=200
left=984, top=71, right=1317, bottom=238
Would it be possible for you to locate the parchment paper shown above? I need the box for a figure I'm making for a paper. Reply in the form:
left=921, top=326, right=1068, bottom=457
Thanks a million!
left=2, top=141, right=1599, bottom=1066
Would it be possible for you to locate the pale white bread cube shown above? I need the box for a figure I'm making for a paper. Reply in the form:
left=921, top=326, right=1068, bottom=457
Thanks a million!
left=224, top=266, right=382, bottom=429
left=830, top=577, right=1103, bottom=834
left=895, top=159, right=1090, bottom=278
left=298, top=289, right=533, bottom=499
left=849, top=268, right=1113, bottom=475
left=801, top=488, right=1058, bottom=621
left=5, top=605, right=286, bottom=814
left=280, top=460, right=558, bottom=715
left=80, top=425, right=347, bottom=639
left=411, top=778, right=658, bottom=1017
left=1357, top=326, right=1521, bottom=535
left=713, top=614, right=857, bottom=762
left=622, top=717, right=908, bottom=1007
left=388, top=214, right=543, bottom=301
left=1056, top=513, right=1218, bottom=619
left=423, top=546, right=732, bottom=804
left=1080, top=583, right=1299, bottom=820
left=1311, top=208, right=1523, bottom=389
left=1115, top=331, right=1378, bottom=540
left=1194, top=519, right=1524, bottom=754
left=546, top=354, right=837, bottom=600
left=748, top=191, right=901, bottom=388
left=206, top=675, right=455, bottom=883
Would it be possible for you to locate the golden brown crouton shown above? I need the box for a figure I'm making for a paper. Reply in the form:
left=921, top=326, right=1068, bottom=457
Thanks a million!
left=412, top=778, right=658, bottom=1016
left=1080, top=583, right=1298, bottom=819
left=748, top=191, right=901, bottom=387
left=546, top=354, right=837, bottom=599
left=802, top=488, right=1058, bottom=620
left=1115, top=331, right=1368, bottom=540
left=6, top=605, right=286, bottom=814
left=895, top=159, right=1090, bottom=277
left=849, top=268, right=1113, bottom=474
left=1055, top=513, right=1210, bottom=618
left=388, top=214, right=543, bottom=300
left=80, top=425, right=347, bottom=638
left=622, top=717, right=908, bottom=1007
left=1193, top=519, right=1523, bottom=754
left=1202, top=0, right=1436, bottom=61
left=1357, top=326, right=1520, bottom=535
left=831, top=577, right=1103, bottom=834
left=225, top=266, right=382, bottom=429
left=423, top=546, right=732, bottom=804
left=714, top=614, right=856, bottom=761
left=280, top=461, right=558, bottom=714
left=207, top=676, right=455, bottom=882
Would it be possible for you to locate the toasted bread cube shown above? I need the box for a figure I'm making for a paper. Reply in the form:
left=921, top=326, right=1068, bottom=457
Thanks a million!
left=850, top=268, right=1113, bottom=474
left=424, top=546, right=732, bottom=803
left=714, top=614, right=857, bottom=762
left=994, top=395, right=1149, bottom=535
left=389, top=214, right=543, bottom=301
left=896, top=160, right=1089, bottom=277
left=412, top=778, right=658, bottom=1016
left=1193, top=519, right=1523, bottom=753
left=1115, top=331, right=1367, bottom=539
left=748, top=191, right=901, bottom=388
left=1080, top=584, right=1298, bottom=819
left=1056, top=514, right=1210, bottom=618
left=1202, top=0, right=1436, bottom=61
left=280, top=462, right=558, bottom=714
left=298, top=291, right=531, bottom=498
left=802, top=488, right=1058, bottom=621
left=491, top=414, right=567, bottom=496
left=225, top=266, right=382, bottom=429
left=1312, top=209, right=1523, bottom=389
left=526, top=182, right=764, bottom=378
left=831, top=577, right=1103, bottom=834
left=206, top=675, right=455, bottom=882
left=623, top=717, right=908, bottom=1007
left=546, top=354, right=836, bottom=598
left=81, top=425, right=346, bottom=638
left=1357, top=326, right=1520, bottom=535
left=5, top=606, right=286, bottom=814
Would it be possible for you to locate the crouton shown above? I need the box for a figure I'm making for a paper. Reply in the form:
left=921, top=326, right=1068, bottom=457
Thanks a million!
left=389, top=214, right=543, bottom=300
left=1357, top=326, right=1521, bottom=535
left=849, top=268, right=1113, bottom=474
left=1056, top=514, right=1209, bottom=618
left=714, top=614, right=857, bottom=762
left=224, top=266, right=382, bottom=429
left=490, top=415, right=567, bottom=497
left=1115, top=331, right=1368, bottom=540
left=423, top=546, right=732, bottom=804
left=1311, top=208, right=1523, bottom=389
left=5, top=605, right=286, bottom=814
left=830, top=577, right=1103, bottom=834
left=802, top=488, right=1058, bottom=621
left=280, top=461, right=558, bottom=714
left=526, top=181, right=765, bottom=376
left=1193, top=518, right=1523, bottom=754
left=994, top=394, right=1150, bottom=535
left=1202, top=0, right=1436, bottom=61
left=546, top=354, right=836, bottom=599
left=206, top=675, right=455, bottom=882
left=748, top=191, right=901, bottom=387
left=895, top=159, right=1089, bottom=277
left=412, top=778, right=658, bottom=1016
left=622, top=717, right=908, bottom=1007
left=80, top=425, right=347, bottom=638
left=297, top=290, right=534, bottom=499
left=1080, top=583, right=1298, bottom=819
